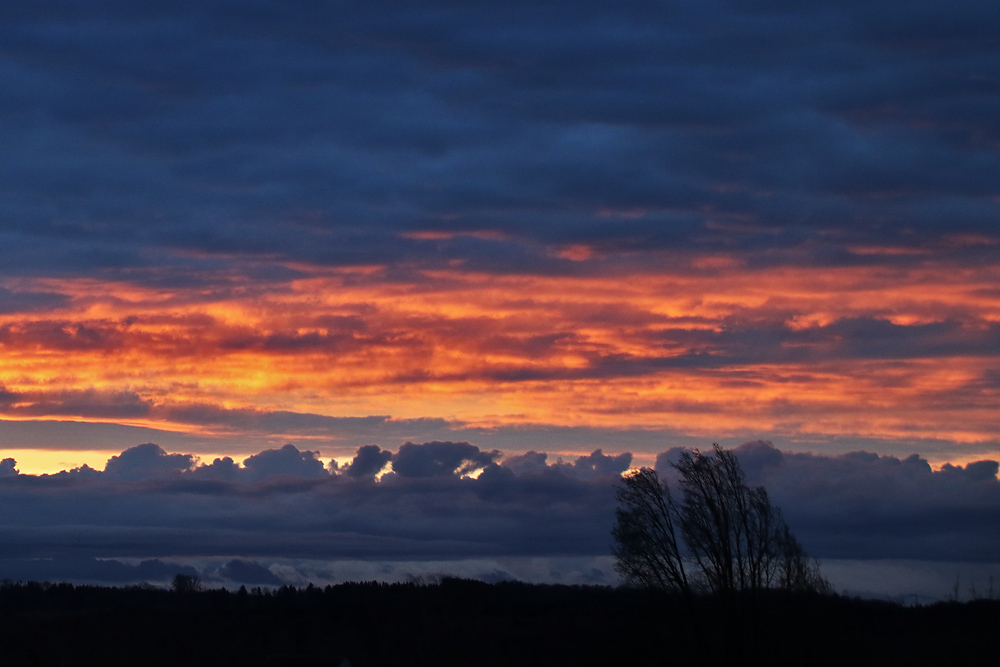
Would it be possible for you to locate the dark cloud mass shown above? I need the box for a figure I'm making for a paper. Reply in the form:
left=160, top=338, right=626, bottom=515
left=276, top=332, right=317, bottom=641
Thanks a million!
left=344, top=445, right=393, bottom=479
left=390, top=441, right=498, bottom=478
left=0, top=1, right=996, bottom=278
left=0, top=458, right=18, bottom=477
left=0, top=440, right=995, bottom=589
left=103, top=443, right=195, bottom=479
left=241, top=444, right=327, bottom=480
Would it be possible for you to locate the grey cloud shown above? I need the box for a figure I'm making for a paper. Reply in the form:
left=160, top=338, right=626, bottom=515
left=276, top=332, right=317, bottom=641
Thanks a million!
left=0, top=458, right=18, bottom=477
left=61, top=463, right=101, bottom=479
left=629, top=316, right=1000, bottom=372
left=241, top=444, right=327, bottom=481
left=103, top=443, right=196, bottom=480
left=939, top=460, right=1000, bottom=483
left=390, top=441, right=499, bottom=478
left=191, top=456, right=242, bottom=481
left=500, top=451, right=550, bottom=476
left=557, top=448, right=632, bottom=480
left=0, top=386, right=152, bottom=421
left=345, top=445, right=393, bottom=479
left=157, top=404, right=453, bottom=441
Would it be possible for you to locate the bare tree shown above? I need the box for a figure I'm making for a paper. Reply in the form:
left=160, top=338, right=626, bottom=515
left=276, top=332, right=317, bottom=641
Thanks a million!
left=773, top=520, right=832, bottom=594
left=612, top=444, right=828, bottom=597
left=611, top=467, right=690, bottom=595
left=171, top=573, right=202, bottom=594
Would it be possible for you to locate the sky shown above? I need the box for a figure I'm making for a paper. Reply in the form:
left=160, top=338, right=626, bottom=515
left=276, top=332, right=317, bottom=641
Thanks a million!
left=0, top=1, right=998, bottom=597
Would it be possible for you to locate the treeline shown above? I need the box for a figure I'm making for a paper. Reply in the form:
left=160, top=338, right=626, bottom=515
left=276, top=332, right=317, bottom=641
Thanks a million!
left=0, top=578, right=996, bottom=666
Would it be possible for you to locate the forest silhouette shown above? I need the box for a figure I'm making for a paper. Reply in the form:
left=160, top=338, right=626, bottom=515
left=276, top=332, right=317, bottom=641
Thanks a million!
left=1, top=577, right=996, bottom=666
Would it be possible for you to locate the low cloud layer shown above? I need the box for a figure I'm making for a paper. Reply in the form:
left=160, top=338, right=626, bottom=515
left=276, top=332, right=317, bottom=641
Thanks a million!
left=0, top=440, right=995, bottom=590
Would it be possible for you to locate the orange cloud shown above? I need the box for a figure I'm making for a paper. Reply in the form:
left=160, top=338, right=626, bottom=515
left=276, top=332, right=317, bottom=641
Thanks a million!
left=0, top=255, right=997, bottom=463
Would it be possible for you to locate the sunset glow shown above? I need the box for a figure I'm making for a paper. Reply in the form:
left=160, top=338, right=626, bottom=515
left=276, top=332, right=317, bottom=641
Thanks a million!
left=1, top=253, right=997, bottom=470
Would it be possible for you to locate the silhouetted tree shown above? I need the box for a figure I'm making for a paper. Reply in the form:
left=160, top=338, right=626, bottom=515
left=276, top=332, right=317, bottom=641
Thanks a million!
left=774, top=521, right=831, bottom=594
left=171, top=573, right=202, bottom=594
left=613, top=444, right=829, bottom=597
left=611, top=466, right=689, bottom=595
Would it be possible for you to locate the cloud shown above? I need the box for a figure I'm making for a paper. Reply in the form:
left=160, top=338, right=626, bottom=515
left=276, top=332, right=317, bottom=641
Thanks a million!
left=191, top=456, right=242, bottom=481
left=240, top=444, right=327, bottom=481
left=0, top=385, right=152, bottom=420
left=344, top=445, right=393, bottom=479
left=103, top=443, right=196, bottom=480
left=499, top=451, right=550, bottom=476
left=390, top=441, right=499, bottom=478
left=218, top=559, right=284, bottom=586
left=0, top=556, right=197, bottom=585
left=0, top=0, right=995, bottom=278
left=0, top=458, right=17, bottom=477
left=0, top=286, right=70, bottom=314
left=558, top=448, right=632, bottom=479
left=939, top=460, right=1000, bottom=482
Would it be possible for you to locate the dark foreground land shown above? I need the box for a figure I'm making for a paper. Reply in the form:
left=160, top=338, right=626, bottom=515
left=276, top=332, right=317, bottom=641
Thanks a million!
left=0, top=578, right=996, bottom=666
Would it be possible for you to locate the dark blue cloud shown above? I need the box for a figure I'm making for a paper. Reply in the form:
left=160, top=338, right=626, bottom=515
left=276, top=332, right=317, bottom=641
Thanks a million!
left=391, top=441, right=499, bottom=478
left=241, top=444, right=327, bottom=481
left=190, top=456, right=242, bottom=482
left=0, top=1, right=995, bottom=282
left=0, top=287, right=70, bottom=314
left=103, top=443, right=195, bottom=479
left=0, top=458, right=17, bottom=477
left=558, top=448, right=632, bottom=480
left=344, top=445, right=393, bottom=479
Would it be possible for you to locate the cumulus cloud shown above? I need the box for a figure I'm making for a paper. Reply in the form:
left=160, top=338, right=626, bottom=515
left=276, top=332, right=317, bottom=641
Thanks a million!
left=390, top=441, right=499, bottom=478
left=103, top=443, right=196, bottom=480
left=345, top=445, right=393, bottom=479
left=939, top=460, right=1000, bottom=482
left=192, top=456, right=243, bottom=481
left=500, top=451, right=550, bottom=476
left=241, top=444, right=327, bottom=481
left=559, top=448, right=632, bottom=479
left=0, top=458, right=17, bottom=477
